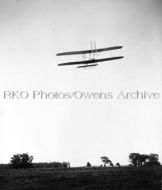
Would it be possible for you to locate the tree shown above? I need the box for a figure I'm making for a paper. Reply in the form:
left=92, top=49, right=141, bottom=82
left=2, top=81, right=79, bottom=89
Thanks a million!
left=129, top=153, right=141, bottom=167
left=101, top=156, right=112, bottom=167
left=145, top=154, right=160, bottom=166
left=10, top=153, right=33, bottom=169
left=147, top=154, right=158, bottom=162
left=86, top=162, right=91, bottom=167
left=116, top=162, right=120, bottom=167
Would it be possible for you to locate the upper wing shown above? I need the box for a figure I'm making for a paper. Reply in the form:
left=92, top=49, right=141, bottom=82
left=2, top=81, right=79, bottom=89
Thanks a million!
left=58, top=56, right=124, bottom=66
left=57, top=46, right=123, bottom=56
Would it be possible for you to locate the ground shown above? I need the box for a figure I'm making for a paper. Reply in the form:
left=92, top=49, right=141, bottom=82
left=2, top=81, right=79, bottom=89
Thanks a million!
left=0, top=166, right=162, bottom=190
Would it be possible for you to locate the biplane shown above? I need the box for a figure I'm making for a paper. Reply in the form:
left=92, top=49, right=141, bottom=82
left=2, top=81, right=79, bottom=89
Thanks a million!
left=57, top=41, right=124, bottom=68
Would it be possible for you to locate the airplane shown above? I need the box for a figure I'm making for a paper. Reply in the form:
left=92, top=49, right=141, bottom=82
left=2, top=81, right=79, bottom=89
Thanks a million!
left=57, top=41, right=124, bottom=68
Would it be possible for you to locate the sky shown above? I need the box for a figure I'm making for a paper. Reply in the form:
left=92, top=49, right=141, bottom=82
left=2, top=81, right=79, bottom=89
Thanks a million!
left=0, top=0, right=162, bottom=166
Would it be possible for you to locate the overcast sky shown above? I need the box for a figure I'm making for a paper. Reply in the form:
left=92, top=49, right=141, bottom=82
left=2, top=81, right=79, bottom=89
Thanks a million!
left=0, top=0, right=162, bottom=166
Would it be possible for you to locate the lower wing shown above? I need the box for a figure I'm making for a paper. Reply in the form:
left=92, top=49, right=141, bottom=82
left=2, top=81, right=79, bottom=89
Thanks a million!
left=58, top=56, right=124, bottom=66
left=77, top=64, right=98, bottom=68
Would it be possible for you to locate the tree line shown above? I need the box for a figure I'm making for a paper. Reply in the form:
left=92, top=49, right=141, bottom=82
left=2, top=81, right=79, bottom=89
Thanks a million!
left=9, top=152, right=161, bottom=169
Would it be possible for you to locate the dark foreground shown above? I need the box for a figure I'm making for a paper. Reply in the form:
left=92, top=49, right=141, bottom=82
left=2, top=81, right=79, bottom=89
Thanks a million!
left=0, top=166, right=162, bottom=190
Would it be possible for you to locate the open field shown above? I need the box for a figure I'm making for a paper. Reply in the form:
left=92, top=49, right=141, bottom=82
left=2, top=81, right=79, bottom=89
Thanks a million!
left=0, top=166, right=162, bottom=190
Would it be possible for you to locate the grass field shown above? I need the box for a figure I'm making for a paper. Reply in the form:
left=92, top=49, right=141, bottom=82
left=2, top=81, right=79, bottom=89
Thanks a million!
left=0, top=166, right=162, bottom=190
